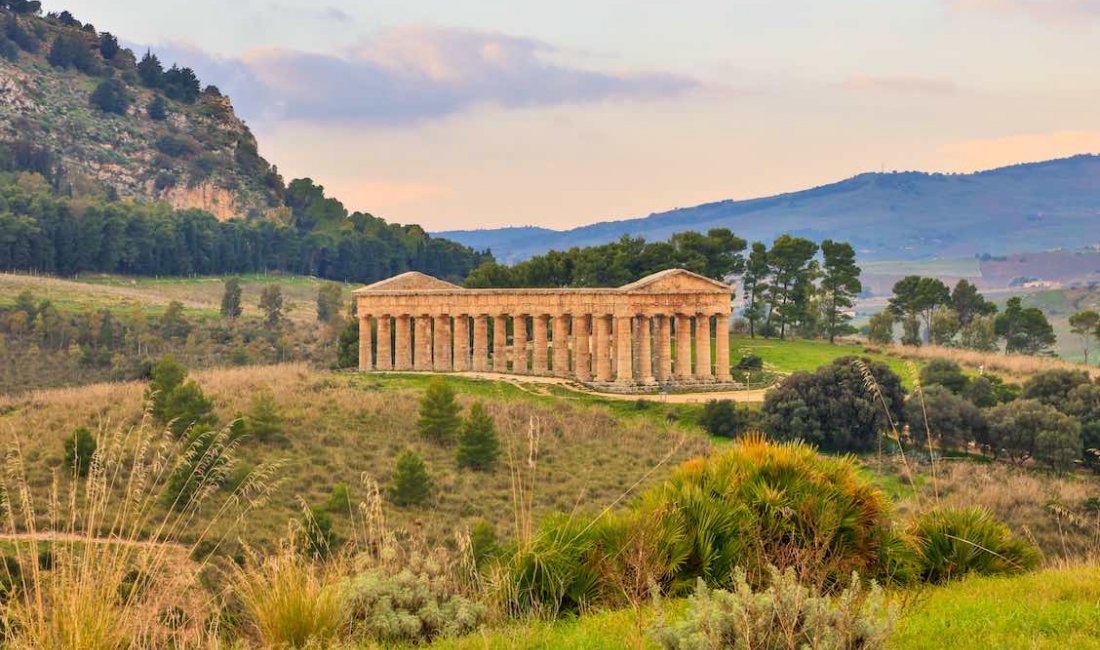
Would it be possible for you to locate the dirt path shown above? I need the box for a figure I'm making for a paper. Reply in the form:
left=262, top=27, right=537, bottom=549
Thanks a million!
left=381, top=370, right=771, bottom=403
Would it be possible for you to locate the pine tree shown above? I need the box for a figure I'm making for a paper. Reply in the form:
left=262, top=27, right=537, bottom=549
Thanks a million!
left=819, top=239, right=862, bottom=343
left=63, top=427, right=96, bottom=477
left=316, top=283, right=342, bottom=323
left=220, top=277, right=242, bottom=320
left=259, top=284, right=283, bottom=327
left=246, top=386, right=283, bottom=442
left=456, top=402, right=500, bottom=470
left=417, top=377, right=461, bottom=443
left=387, top=450, right=432, bottom=507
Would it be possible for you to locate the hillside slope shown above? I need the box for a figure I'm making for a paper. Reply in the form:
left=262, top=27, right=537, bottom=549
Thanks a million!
left=0, top=8, right=282, bottom=218
left=440, top=155, right=1100, bottom=263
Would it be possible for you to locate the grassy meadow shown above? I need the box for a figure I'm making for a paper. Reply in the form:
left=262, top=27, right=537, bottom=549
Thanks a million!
left=0, top=271, right=351, bottom=323
left=0, top=364, right=710, bottom=548
left=414, top=565, right=1100, bottom=650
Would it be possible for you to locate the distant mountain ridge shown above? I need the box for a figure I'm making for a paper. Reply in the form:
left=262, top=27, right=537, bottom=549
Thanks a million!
left=440, top=155, right=1100, bottom=263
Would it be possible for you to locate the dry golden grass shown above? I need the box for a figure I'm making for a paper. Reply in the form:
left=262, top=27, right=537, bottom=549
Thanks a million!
left=0, top=364, right=709, bottom=549
left=0, top=272, right=348, bottom=324
left=879, top=342, right=1099, bottom=381
left=895, top=460, right=1100, bottom=562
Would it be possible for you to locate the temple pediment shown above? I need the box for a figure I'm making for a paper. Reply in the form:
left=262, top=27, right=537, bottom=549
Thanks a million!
left=619, top=269, right=731, bottom=293
left=354, top=271, right=463, bottom=293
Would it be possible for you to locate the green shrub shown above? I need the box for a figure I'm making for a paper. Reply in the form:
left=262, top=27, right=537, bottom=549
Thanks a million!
left=640, top=437, right=898, bottom=592
left=62, top=427, right=96, bottom=477
left=388, top=450, right=433, bottom=507
left=919, top=358, right=968, bottom=394
left=697, top=399, right=751, bottom=438
left=651, top=567, right=896, bottom=650
left=155, top=134, right=198, bottom=158
left=490, top=512, right=605, bottom=616
left=456, top=401, right=500, bottom=470
left=736, top=354, right=763, bottom=370
left=340, top=552, right=486, bottom=643
left=89, top=78, right=131, bottom=115
left=762, top=357, right=906, bottom=453
left=144, top=356, right=215, bottom=436
left=418, top=377, right=461, bottom=443
left=907, top=507, right=1041, bottom=584
left=162, top=423, right=241, bottom=507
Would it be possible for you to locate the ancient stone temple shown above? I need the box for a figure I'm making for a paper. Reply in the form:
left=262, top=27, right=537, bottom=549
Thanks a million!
left=353, top=269, right=734, bottom=387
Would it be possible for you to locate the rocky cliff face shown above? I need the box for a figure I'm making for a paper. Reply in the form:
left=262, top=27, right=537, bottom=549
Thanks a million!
left=0, top=11, right=283, bottom=219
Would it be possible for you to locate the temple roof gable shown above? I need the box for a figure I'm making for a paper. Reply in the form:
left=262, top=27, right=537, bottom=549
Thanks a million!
left=618, top=269, right=731, bottom=293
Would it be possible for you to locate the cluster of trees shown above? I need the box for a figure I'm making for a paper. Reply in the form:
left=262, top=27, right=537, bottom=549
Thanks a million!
left=465, top=229, right=748, bottom=289
left=758, top=356, right=1098, bottom=472
left=0, top=174, right=488, bottom=283
left=872, top=276, right=1056, bottom=355
left=468, top=231, right=862, bottom=343
left=389, top=378, right=503, bottom=507
left=0, top=287, right=328, bottom=392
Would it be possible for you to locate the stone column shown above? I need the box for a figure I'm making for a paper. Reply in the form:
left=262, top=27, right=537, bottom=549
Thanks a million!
left=573, top=314, right=592, bottom=381
left=695, top=314, right=712, bottom=380
left=615, top=315, right=633, bottom=384
left=415, top=315, right=433, bottom=370
left=358, top=315, right=372, bottom=370
left=655, top=315, right=671, bottom=382
left=492, top=314, right=508, bottom=372
left=513, top=314, right=529, bottom=374
left=552, top=314, right=570, bottom=375
left=714, top=313, right=732, bottom=381
left=376, top=315, right=392, bottom=370
left=532, top=314, right=549, bottom=374
left=595, top=315, right=612, bottom=382
left=433, top=315, right=452, bottom=371
left=453, top=315, right=470, bottom=372
left=675, top=314, right=692, bottom=380
left=394, top=315, right=411, bottom=370
left=637, top=315, right=654, bottom=383
left=473, top=315, right=489, bottom=371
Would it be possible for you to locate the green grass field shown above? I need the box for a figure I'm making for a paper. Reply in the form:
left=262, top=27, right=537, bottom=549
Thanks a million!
left=413, top=565, right=1100, bottom=649
left=730, top=334, right=919, bottom=384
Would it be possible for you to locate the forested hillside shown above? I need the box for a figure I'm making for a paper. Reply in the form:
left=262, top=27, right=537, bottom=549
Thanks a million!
left=0, top=173, right=488, bottom=282
left=0, top=3, right=489, bottom=283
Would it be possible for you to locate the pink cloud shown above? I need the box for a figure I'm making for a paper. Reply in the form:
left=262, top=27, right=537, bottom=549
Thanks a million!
left=940, top=131, right=1100, bottom=170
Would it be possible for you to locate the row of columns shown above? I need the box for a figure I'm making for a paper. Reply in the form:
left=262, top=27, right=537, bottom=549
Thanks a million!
left=359, top=313, right=732, bottom=385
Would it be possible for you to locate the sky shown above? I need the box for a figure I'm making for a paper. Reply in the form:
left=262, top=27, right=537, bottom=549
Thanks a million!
left=47, top=0, right=1100, bottom=231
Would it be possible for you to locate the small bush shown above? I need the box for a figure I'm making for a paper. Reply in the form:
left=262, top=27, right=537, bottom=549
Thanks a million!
left=89, top=78, right=131, bottom=115
left=62, top=427, right=96, bottom=477
left=907, top=507, right=1041, bottom=584
left=919, top=358, right=968, bottom=394
left=698, top=399, right=751, bottom=438
left=640, top=436, right=897, bottom=591
left=388, top=450, right=433, bottom=507
left=651, top=567, right=896, bottom=650
left=155, top=134, right=198, bottom=158
left=735, top=354, right=763, bottom=370
left=340, top=552, right=486, bottom=644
